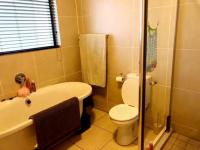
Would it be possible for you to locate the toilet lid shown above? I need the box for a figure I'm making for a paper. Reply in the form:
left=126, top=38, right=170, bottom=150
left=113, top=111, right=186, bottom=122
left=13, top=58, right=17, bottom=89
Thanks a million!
left=109, top=104, right=138, bottom=121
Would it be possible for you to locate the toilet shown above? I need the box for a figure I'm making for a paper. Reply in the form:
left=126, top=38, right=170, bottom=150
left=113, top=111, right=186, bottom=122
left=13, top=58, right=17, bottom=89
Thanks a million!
left=109, top=73, right=151, bottom=145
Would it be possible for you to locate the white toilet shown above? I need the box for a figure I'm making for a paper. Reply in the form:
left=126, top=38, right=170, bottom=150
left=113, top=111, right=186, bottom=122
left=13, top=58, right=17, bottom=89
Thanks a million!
left=109, top=73, right=151, bottom=145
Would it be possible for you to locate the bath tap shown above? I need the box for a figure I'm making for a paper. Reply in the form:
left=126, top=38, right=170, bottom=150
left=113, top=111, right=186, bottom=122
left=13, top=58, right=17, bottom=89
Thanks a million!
left=15, top=73, right=26, bottom=87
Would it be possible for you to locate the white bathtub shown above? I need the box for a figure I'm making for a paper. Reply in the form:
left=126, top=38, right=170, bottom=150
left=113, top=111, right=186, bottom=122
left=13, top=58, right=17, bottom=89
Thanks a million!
left=0, top=82, right=92, bottom=150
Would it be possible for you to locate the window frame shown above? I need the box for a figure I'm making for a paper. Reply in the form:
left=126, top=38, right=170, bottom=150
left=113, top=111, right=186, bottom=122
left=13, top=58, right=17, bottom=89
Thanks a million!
left=0, top=0, right=60, bottom=56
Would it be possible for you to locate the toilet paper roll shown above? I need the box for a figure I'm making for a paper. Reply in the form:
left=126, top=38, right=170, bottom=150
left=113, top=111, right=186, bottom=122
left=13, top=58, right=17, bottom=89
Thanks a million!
left=116, top=76, right=124, bottom=82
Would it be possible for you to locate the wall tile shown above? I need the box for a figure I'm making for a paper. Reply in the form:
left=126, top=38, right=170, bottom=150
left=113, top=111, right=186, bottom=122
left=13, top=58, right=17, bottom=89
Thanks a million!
left=38, top=76, right=66, bottom=88
left=107, top=76, right=123, bottom=104
left=172, top=88, right=200, bottom=131
left=166, top=48, right=174, bottom=86
left=179, top=0, right=200, bottom=5
left=107, top=12, right=139, bottom=47
left=92, top=87, right=108, bottom=112
left=146, top=84, right=169, bottom=126
left=66, top=71, right=82, bottom=82
left=62, top=46, right=81, bottom=75
left=34, top=49, right=64, bottom=85
left=148, top=6, right=172, bottom=49
left=148, top=0, right=173, bottom=8
left=57, top=0, right=77, bottom=17
left=59, top=17, right=79, bottom=47
left=107, top=46, right=133, bottom=77
left=75, top=0, right=82, bottom=16
left=169, top=6, right=178, bottom=49
left=0, top=82, right=3, bottom=98
left=82, top=15, right=110, bottom=34
left=80, top=0, right=108, bottom=16
left=151, top=49, right=168, bottom=85
left=174, top=50, right=200, bottom=91
left=176, top=3, right=200, bottom=49
left=172, top=1, right=200, bottom=139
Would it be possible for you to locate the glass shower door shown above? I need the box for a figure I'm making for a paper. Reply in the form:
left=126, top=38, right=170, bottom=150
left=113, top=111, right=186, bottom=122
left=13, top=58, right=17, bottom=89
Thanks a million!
left=139, top=0, right=178, bottom=149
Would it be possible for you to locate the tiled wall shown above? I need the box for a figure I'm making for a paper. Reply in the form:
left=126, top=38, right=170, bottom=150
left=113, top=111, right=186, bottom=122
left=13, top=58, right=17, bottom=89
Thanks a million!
left=0, top=0, right=82, bottom=100
left=172, top=0, right=200, bottom=140
left=76, top=0, right=140, bottom=111
left=145, top=0, right=178, bottom=129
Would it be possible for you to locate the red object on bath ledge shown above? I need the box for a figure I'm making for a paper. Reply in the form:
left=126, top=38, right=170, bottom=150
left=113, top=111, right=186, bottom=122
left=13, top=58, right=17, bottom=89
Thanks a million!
left=145, top=143, right=154, bottom=150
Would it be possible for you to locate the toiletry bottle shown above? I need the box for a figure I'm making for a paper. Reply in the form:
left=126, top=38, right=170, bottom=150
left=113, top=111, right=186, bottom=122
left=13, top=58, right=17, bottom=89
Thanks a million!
left=31, top=80, right=36, bottom=92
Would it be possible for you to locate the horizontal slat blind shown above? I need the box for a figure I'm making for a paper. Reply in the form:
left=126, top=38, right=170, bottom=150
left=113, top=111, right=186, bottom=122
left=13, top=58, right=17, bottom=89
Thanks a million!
left=0, top=0, right=60, bottom=54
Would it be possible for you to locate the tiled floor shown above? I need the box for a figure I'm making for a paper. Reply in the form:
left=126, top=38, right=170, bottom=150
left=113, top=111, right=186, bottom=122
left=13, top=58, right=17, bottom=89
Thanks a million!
left=162, top=133, right=200, bottom=150
left=55, top=108, right=157, bottom=150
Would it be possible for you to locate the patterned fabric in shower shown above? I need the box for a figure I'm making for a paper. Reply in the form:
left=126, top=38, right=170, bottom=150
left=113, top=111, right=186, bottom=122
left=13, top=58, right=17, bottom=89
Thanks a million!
left=146, top=25, right=157, bottom=72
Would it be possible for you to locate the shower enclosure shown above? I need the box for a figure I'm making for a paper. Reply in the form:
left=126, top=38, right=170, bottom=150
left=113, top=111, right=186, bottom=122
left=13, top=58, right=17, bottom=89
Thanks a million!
left=138, top=0, right=178, bottom=149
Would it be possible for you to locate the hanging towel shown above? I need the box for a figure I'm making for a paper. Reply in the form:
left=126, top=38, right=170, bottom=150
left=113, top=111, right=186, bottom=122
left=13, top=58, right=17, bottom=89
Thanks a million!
left=30, top=97, right=81, bottom=150
left=79, top=34, right=107, bottom=87
left=146, top=25, right=157, bottom=72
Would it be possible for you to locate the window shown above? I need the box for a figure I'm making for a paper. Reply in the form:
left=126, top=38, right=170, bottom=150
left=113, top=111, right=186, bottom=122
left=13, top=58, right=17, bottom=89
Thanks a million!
left=0, top=0, right=60, bottom=55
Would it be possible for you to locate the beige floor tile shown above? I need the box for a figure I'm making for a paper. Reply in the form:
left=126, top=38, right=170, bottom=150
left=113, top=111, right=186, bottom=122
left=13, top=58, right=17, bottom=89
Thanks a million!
left=188, top=139, right=200, bottom=147
left=185, top=143, right=199, bottom=150
left=90, top=108, right=107, bottom=124
left=73, top=125, right=112, bottom=150
left=171, top=145, right=184, bottom=150
left=177, top=134, right=190, bottom=142
left=144, top=128, right=157, bottom=144
left=162, top=142, right=173, bottom=150
left=54, top=140, right=82, bottom=150
left=174, top=139, right=187, bottom=148
left=94, top=114, right=117, bottom=133
left=101, top=139, right=138, bottom=150
left=171, top=133, right=179, bottom=139
left=167, top=136, right=176, bottom=144
left=163, top=132, right=200, bottom=150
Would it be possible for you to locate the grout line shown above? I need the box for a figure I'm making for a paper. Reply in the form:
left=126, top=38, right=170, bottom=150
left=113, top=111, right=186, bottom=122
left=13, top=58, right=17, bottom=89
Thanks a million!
left=65, top=71, right=82, bottom=78
left=32, top=52, right=40, bottom=85
left=170, top=133, right=200, bottom=150
left=179, top=2, right=200, bottom=6
left=91, top=113, right=107, bottom=124
left=74, top=144, right=84, bottom=150
left=107, top=45, right=140, bottom=48
left=61, top=45, right=80, bottom=48
left=148, top=4, right=176, bottom=10
left=93, top=124, right=114, bottom=134
left=60, top=16, right=78, bottom=18
left=74, top=0, right=80, bottom=35
left=173, top=87, right=200, bottom=95
left=99, top=139, right=113, bottom=150
left=176, top=49, right=200, bottom=52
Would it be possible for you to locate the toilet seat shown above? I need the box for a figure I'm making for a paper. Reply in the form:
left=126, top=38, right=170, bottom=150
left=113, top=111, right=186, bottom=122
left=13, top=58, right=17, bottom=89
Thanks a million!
left=109, top=104, right=138, bottom=122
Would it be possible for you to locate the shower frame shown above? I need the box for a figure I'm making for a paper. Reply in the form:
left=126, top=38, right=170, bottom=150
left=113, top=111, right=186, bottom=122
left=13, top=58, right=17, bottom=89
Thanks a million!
left=138, top=0, right=179, bottom=149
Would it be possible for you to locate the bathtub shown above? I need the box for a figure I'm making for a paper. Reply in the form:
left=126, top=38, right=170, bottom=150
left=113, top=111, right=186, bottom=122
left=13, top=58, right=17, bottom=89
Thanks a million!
left=0, top=82, right=92, bottom=150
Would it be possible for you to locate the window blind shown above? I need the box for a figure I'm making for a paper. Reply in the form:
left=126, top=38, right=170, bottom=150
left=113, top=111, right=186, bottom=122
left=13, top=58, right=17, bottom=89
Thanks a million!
left=0, top=0, right=60, bottom=54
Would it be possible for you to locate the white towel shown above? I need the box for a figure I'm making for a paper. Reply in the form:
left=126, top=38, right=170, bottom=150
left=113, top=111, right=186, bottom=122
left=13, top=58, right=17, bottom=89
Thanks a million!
left=79, top=34, right=107, bottom=87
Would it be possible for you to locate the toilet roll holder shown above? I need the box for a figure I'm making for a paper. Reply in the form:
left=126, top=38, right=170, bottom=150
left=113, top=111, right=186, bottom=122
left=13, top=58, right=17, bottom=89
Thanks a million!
left=116, top=73, right=157, bottom=86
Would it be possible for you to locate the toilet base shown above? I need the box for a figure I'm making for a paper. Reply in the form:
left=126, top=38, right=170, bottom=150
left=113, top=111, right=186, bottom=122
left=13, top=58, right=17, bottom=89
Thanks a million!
left=114, top=120, right=138, bottom=145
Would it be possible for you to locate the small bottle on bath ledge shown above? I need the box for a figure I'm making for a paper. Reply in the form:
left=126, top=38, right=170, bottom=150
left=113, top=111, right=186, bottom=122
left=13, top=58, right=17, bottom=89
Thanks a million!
left=17, top=80, right=30, bottom=97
